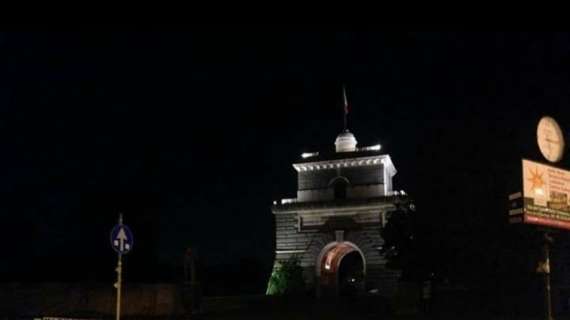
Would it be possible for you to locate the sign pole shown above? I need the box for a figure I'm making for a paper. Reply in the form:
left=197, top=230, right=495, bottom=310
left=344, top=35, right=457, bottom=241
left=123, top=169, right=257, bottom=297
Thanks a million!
left=115, top=213, right=123, bottom=320
left=110, top=212, right=133, bottom=320
left=116, top=253, right=123, bottom=320
left=543, top=232, right=554, bottom=320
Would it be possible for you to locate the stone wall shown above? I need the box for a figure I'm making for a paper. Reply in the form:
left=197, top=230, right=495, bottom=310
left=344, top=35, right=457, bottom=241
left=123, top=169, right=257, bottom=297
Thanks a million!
left=273, top=211, right=399, bottom=297
left=0, top=282, right=187, bottom=318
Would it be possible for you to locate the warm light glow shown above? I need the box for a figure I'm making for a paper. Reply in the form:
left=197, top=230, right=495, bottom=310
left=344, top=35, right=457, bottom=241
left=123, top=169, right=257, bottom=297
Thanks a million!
left=323, top=248, right=337, bottom=271
left=301, top=152, right=319, bottom=159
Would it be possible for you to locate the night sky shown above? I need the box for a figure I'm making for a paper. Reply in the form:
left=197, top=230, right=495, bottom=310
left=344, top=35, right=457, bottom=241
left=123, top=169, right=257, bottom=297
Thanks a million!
left=1, top=31, right=570, bottom=288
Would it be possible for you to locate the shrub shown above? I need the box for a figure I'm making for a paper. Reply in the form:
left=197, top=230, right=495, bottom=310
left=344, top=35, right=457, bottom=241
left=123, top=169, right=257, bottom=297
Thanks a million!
left=266, top=255, right=305, bottom=295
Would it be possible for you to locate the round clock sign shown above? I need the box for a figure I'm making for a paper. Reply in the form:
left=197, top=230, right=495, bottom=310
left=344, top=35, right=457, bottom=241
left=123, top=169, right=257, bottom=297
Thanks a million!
left=537, top=116, right=565, bottom=163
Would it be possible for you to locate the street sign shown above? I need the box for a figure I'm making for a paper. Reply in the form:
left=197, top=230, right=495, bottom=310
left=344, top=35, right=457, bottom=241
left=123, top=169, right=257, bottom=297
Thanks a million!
left=110, top=224, right=134, bottom=255
left=509, top=159, right=570, bottom=231
left=110, top=214, right=131, bottom=320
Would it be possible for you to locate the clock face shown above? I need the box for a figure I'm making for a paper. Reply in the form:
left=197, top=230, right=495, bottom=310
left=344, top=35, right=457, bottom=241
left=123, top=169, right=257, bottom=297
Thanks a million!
left=537, top=116, right=565, bottom=163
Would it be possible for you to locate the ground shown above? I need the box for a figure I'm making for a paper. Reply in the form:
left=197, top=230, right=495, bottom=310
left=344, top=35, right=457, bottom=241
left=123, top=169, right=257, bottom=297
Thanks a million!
left=175, top=295, right=546, bottom=320
left=31, top=291, right=552, bottom=319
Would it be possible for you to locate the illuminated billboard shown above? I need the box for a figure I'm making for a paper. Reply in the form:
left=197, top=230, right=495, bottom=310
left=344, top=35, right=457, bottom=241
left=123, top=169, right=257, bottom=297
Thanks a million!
left=510, top=159, right=570, bottom=230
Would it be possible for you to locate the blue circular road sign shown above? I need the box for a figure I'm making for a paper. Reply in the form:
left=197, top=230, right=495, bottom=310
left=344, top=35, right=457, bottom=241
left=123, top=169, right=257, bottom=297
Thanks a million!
left=110, top=224, right=134, bottom=254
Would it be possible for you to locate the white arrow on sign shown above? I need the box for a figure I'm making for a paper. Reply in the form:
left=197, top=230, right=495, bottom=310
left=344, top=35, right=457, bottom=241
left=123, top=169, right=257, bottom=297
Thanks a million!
left=116, top=227, right=128, bottom=252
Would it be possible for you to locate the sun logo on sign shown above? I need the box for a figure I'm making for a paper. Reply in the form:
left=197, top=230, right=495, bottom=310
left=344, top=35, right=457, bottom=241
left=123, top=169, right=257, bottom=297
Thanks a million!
left=528, top=166, right=546, bottom=196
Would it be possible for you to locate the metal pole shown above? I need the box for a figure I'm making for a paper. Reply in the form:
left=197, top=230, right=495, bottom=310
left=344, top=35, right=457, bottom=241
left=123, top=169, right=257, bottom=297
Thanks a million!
left=115, top=213, right=123, bottom=320
left=116, top=253, right=122, bottom=320
left=544, top=233, right=553, bottom=320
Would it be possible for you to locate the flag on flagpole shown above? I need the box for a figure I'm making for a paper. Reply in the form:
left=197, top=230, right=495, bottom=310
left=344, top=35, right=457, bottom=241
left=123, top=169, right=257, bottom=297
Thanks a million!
left=342, top=85, right=349, bottom=131
left=343, top=85, right=349, bottom=115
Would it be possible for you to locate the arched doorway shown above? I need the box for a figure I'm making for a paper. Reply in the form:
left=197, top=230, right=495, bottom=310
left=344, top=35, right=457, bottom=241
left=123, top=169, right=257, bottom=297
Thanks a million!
left=316, top=241, right=365, bottom=297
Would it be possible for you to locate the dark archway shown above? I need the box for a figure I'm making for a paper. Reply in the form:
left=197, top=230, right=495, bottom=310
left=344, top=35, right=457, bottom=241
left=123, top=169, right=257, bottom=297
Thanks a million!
left=338, top=251, right=364, bottom=296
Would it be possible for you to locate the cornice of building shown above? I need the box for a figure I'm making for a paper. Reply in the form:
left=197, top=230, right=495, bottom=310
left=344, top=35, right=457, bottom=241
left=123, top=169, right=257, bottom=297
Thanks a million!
left=271, top=194, right=409, bottom=215
left=292, top=154, right=397, bottom=177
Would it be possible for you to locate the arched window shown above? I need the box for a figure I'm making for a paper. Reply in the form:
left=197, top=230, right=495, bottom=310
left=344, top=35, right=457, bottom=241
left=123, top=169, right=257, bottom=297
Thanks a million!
left=332, top=178, right=349, bottom=199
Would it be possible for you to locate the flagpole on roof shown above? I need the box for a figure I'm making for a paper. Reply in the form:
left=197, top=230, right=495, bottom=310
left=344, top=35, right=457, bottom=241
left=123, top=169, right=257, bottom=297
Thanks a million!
left=342, top=84, right=349, bottom=131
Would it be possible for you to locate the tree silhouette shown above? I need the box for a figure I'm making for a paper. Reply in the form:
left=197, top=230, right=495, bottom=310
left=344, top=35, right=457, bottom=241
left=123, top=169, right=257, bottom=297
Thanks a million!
left=380, top=201, right=416, bottom=273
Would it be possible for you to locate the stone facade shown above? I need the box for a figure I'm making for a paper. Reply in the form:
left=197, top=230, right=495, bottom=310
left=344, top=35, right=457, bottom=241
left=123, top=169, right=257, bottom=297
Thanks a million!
left=271, top=130, right=406, bottom=297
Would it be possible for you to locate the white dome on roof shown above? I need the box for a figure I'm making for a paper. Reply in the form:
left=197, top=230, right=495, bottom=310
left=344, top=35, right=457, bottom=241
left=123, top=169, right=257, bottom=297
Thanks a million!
left=335, top=130, right=358, bottom=152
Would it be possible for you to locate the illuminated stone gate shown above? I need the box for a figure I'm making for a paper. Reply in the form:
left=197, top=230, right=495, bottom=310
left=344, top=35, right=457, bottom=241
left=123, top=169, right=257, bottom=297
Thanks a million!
left=271, top=129, right=407, bottom=297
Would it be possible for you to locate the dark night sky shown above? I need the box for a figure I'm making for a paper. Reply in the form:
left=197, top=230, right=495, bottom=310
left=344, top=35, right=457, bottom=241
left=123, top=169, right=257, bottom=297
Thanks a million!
left=1, top=31, right=570, bottom=285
